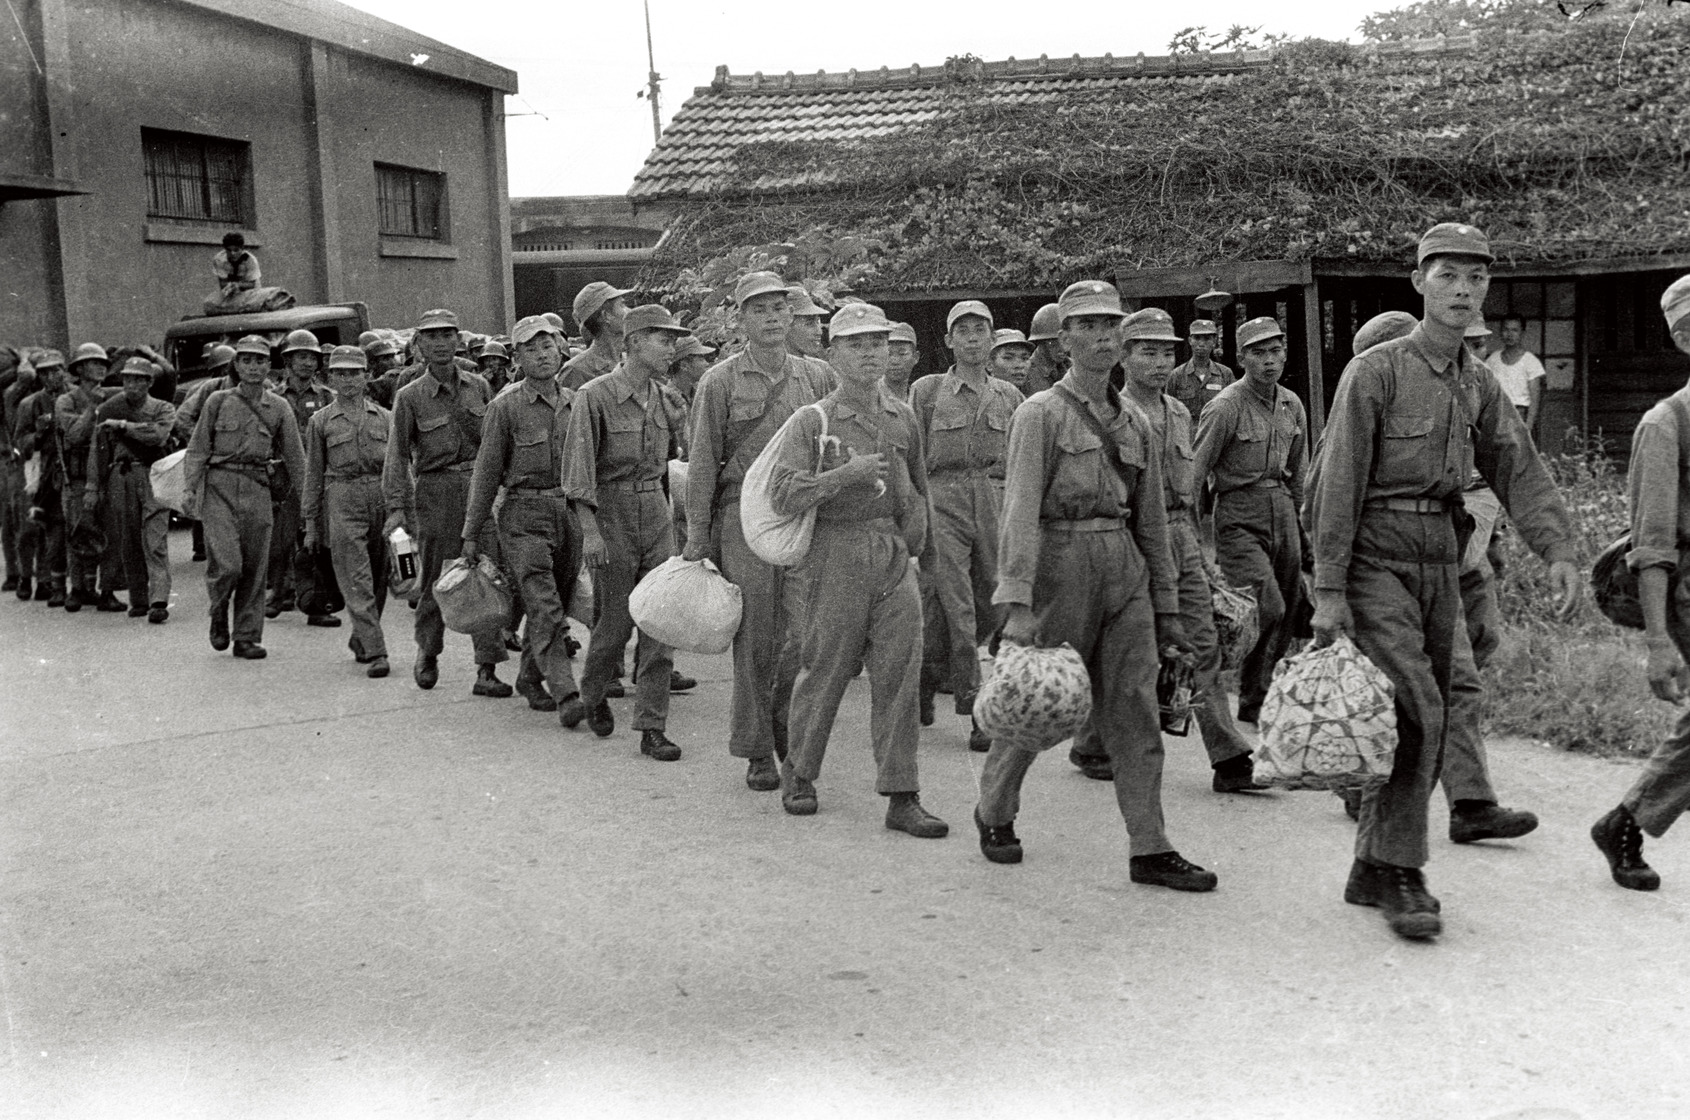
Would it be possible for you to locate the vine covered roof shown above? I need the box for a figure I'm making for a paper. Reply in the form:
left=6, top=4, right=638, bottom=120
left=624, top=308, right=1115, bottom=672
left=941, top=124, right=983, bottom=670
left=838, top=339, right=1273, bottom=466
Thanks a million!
left=632, top=16, right=1690, bottom=296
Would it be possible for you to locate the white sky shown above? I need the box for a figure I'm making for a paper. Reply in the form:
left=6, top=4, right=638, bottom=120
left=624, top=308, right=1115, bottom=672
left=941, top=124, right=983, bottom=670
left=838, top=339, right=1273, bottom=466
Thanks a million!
left=340, top=0, right=1392, bottom=198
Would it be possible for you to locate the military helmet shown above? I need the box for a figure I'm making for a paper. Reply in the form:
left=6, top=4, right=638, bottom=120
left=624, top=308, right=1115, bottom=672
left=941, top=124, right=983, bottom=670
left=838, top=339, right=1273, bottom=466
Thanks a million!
left=280, top=329, right=320, bottom=356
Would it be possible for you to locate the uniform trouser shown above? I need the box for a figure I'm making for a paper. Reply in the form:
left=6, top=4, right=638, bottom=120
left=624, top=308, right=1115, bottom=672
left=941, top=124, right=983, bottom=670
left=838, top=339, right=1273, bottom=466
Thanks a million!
left=499, top=494, right=580, bottom=705
left=1, top=456, right=20, bottom=578
left=202, top=468, right=273, bottom=643
left=268, top=485, right=300, bottom=599
left=711, top=498, right=802, bottom=759
left=1215, top=485, right=1304, bottom=710
left=1618, top=572, right=1690, bottom=837
left=413, top=470, right=508, bottom=666
left=1439, top=566, right=1500, bottom=806
left=977, top=527, right=1172, bottom=857
left=26, top=475, right=64, bottom=586
left=324, top=476, right=389, bottom=660
left=927, top=473, right=1004, bottom=698
left=786, top=518, right=921, bottom=793
left=103, top=463, right=171, bottom=607
left=581, top=487, right=675, bottom=730
left=62, top=480, right=118, bottom=593
left=1349, top=510, right=1474, bottom=869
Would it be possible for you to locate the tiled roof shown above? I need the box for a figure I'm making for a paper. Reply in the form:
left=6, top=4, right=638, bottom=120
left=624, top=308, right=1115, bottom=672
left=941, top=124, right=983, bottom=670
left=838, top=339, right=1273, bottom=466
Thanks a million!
left=628, top=38, right=1477, bottom=200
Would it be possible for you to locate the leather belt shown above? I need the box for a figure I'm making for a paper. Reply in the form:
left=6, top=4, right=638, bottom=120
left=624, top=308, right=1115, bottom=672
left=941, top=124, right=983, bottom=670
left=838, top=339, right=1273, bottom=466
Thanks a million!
left=600, top=479, right=665, bottom=493
left=1044, top=516, right=1128, bottom=532
left=1365, top=497, right=1450, bottom=514
left=507, top=485, right=568, bottom=497
left=325, top=472, right=381, bottom=482
left=422, top=461, right=476, bottom=474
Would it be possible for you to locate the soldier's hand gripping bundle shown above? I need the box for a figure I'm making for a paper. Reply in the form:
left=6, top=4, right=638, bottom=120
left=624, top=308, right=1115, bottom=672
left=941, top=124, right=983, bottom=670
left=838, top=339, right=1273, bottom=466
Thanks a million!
left=434, top=556, right=513, bottom=635
left=1254, top=635, right=1396, bottom=790
left=972, top=642, right=1093, bottom=752
left=629, top=556, right=743, bottom=654
left=1209, top=569, right=1259, bottom=672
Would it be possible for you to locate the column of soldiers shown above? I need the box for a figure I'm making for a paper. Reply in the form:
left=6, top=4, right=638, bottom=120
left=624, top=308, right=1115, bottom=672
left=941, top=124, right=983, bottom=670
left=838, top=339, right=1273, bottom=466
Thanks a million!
left=16, top=221, right=1690, bottom=942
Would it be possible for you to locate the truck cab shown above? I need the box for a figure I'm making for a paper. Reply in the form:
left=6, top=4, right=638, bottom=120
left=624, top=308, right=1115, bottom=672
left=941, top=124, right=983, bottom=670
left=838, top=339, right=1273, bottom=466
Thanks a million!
left=164, top=302, right=371, bottom=390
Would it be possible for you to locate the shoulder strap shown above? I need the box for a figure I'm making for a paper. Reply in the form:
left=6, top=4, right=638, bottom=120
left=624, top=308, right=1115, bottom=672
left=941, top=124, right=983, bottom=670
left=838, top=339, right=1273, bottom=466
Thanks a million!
left=1053, top=381, right=1138, bottom=494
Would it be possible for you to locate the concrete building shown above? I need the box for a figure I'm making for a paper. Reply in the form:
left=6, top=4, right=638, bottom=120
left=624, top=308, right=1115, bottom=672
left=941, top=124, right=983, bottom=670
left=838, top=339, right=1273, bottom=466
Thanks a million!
left=1, top=0, right=518, bottom=349
left=510, top=195, right=667, bottom=324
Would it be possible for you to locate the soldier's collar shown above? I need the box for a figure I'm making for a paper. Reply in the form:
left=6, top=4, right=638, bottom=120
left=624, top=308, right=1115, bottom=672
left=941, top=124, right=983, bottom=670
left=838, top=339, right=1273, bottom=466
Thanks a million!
left=1407, top=322, right=1465, bottom=374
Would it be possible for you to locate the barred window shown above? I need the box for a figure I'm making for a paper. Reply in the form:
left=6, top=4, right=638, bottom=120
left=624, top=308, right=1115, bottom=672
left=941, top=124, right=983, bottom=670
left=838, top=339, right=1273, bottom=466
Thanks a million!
left=376, top=163, right=446, bottom=240
left=143, top=128, right=251, bottom=224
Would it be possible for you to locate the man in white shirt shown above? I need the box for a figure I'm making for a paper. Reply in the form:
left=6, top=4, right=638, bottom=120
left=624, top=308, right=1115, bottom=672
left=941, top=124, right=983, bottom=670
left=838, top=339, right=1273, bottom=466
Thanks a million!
left=1484, top=316, right=1545, bottom=428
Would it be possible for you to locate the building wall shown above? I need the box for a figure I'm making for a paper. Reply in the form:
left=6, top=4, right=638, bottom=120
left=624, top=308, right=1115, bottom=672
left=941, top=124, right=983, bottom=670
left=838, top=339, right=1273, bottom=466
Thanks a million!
left=0, top=0, right=512, bottom=350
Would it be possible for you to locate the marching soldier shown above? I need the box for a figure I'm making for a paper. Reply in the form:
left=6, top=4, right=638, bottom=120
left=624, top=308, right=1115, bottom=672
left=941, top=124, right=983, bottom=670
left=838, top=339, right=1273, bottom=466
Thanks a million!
left=910, top=301, right=1024, bottom=750
left=562, top=282, right=630, bottom=391
left=183, top=334, right=307, bottom=659
left=1309, top=222, right=1579, bottom=940
left=683, top=272, right=834, bottom=789
left=1168, top=319, right=1234, bottom=420
left=1067, top=309, right=1260, bottom=789
left=884, top=321, right=920, bottom=400
left=383, top=308, right=513, bottom=696
left=462, top=315, right=581, bottom=721
left=1023, top=303, right=1065, bottom=397
left=975, top=280, right=1214, bottom=892
left=476, top=340, right=513, bottom=395
left=562, top=305, right=688, bottom=757
left=270, top=329, right=339, bottom=625
left=15, top=352, right=70, bottom=606
left=988, top=328, right=1035, bottom=393
left=1191, top=316, right=1308, bottom=724
left=766, top=302, right=946, bottom=836
left=786, top=285, right=828, bottom=359
left=301, top=347, right=393, bottom=678
left=56, top=343, right=122, bottom=612
left=87, top=357, right=175, bottom=621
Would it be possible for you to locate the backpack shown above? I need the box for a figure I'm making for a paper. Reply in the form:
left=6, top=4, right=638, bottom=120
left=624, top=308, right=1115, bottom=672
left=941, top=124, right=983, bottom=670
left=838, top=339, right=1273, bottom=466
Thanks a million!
left=1593, top=392, right=1690, bottom=630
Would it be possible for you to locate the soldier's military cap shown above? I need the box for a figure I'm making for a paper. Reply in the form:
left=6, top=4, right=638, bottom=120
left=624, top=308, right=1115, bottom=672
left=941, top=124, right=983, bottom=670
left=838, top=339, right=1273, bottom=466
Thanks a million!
left=990, top=328, right=1033, bottom=353
left=946, top=300, right=994, bottom=331
left=233, top=335, right=272, bottom=357
left=327, top=345, right=369, bottom=371
left=1417, top=222, right=1494, bottom=265
left=1661, top=274, right=1690, bottom=333
left=732, top=271, right=789, bottom=307
left=1188, top=318, right=1219, bottom=336
left=118, top=356, right=159, bottom=379
left=621, top=304, right=691, bottom=339
left=786, top=285, right=825, bottom=317
left=416, top=308, right=460, bottom=331
left=1057, top=280, right=1127, bottom=323
left=829, top=302, right=892, bottom=338
left=1351, top=311, right=1417, bottom=353
left=573, top=282, right=632, bottom=328
left=206, top=344, right=238, bottom=368
left=1121, top=308, right=1182, bottom=343
left=1237, top=316, right=1286, bottom=350
left=671, top=336, right=717, bottom=361
left=511, top=314, right=562, bottom=346
left=69, top=342, right=109, bottom=369
left=888, top=321, right=918, bottom=346
left=1028, top=303, right=1062, bottom=342
left=32, top=349, right=66, bottom=371
left=366, top=338, right=400, bottom=360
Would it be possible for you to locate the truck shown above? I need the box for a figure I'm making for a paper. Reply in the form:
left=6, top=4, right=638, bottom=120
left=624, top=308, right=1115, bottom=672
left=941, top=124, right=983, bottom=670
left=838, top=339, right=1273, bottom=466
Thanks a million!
left=163, top=302, right=371, bottom=389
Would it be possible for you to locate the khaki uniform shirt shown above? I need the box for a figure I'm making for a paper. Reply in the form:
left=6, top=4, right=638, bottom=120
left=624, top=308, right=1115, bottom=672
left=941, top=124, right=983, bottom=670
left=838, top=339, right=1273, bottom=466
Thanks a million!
left=1191, top=378, right=1307, bottom=508
left=561, top=345, right=618, bottom=393
left=182, top=386, right=306, bottom=498
left=562, top=367, right=676, bottom=509
left=89, top=394, right=175, bottom=477
left=383, top=367, right=492, bottom=518
left=685, top=349, right=835, bottom=542
left=1168, top=358, right=1235, bottom=420
left=279, top=376, right=337, bottom=437
left=302, top=396, right=391, bottom=524
left=462, top=377, right=575, bottom=542
left=908, top=367, right=1024, bottom=479
left=1626, top=385, right=1690, bottom=574
left=767, top=386, right=928, bottom=555
left=993, top=372, right=1179, bottom=613
left=55, top=386, right=114, bottom=482
left=1310, top=323, right=1573, bottom=592
left=1134, top=392, right=1197, bottom=511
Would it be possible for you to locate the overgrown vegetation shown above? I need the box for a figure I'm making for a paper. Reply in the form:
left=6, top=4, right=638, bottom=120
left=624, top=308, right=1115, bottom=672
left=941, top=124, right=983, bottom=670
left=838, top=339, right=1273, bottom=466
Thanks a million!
left=1484, top=439, right=1676, bottom=756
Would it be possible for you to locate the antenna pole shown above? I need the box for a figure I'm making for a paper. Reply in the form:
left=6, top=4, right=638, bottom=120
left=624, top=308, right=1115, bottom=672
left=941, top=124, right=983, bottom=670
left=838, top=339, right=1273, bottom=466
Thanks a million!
left=644, top=0, right=662, bottom=143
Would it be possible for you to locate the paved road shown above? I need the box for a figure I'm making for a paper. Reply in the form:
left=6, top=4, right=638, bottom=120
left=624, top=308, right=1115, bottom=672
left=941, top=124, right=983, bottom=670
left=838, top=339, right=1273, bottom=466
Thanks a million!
left=2, top=532, right=1687, bottom=1119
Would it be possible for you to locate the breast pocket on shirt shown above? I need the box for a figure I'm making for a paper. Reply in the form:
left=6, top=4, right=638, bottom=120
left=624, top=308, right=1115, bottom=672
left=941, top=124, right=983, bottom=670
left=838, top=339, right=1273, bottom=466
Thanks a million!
left=414, top=412, right=453, bottom=457
left=213, top=417, right=246, bottom=457
left=605, top=415, right=646, bottom=469
left=980, top=406, right=1013, bottom=472
left=1051, top=427, right=1106, bottom=511
left=324, top=429, right=359, bottom=472
left=1378, top=413, right=1435, bottom=488
left=927, top=411, right=971, bottom=470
